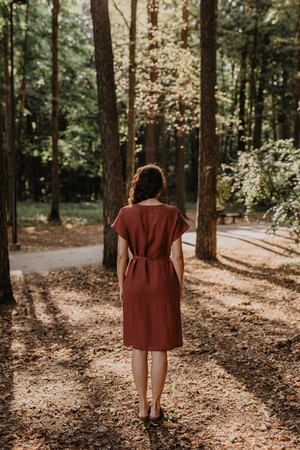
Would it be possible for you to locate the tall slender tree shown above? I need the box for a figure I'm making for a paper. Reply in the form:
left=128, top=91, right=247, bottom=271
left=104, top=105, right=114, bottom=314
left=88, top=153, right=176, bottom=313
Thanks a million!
left=280, top=69, right=291, bottom=139
left=126, top=0, right=138, bottom=196
left=0, top=76, right=14, bottom=305
left=237, top=44, right=247, bottom=152
left=253, top=61, right=267, bottom=149
left=145, top=0, right=159, bottom=163
left=237, top=1, right=249, bottom=153
left=49, top=0, right=60, bottom=221
left=247, top=11, right=258, bottom=149
left=294, top=3, right=300, bottom=148
left=16, top=0, right=29, bottom=154
left=176, top=0, right=189, bottom=217
left=3, top=19, right=11, bottom=215
left=91, top=0, right=123, bottom=268
left=196, top=0, right=218, bottom=260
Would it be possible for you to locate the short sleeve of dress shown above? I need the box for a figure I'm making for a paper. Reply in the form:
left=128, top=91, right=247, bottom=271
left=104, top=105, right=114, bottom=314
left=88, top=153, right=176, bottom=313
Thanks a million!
left=111, top=208, right=127, bottom=240
left=172, top=209, right=190, bottom=243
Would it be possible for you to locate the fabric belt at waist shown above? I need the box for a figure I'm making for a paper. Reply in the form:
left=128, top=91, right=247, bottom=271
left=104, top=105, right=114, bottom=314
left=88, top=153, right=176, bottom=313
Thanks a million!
left=132, top=255, right=170, bottom=261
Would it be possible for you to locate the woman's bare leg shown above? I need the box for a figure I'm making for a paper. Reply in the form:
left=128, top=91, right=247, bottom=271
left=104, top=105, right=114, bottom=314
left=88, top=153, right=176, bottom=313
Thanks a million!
left=150, top=351, right=168, bottom=418
left=132, top=349, right=149, bottom=416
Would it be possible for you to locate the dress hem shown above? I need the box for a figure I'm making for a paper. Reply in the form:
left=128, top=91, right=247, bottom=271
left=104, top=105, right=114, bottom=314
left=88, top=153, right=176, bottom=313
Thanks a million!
left=123, top=342, right=183, bottom=352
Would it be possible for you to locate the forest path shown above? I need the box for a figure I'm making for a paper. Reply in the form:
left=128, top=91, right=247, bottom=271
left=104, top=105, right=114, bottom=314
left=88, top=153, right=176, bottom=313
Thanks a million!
left=9, top=224, right=295, bottom=275
left=10, top=245, right=104, bottom=275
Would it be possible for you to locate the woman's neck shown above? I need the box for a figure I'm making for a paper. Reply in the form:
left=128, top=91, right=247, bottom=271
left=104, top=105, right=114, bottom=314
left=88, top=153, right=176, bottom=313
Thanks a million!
left=138, top=197, right=161, bottom=205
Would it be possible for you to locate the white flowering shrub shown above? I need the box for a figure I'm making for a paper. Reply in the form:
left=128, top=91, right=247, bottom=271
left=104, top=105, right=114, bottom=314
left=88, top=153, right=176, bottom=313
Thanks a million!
left=223, top=139, right=300, bottom=242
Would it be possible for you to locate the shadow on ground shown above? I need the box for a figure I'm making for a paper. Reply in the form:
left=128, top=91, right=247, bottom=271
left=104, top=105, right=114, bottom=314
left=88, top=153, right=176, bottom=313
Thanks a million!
left=182, top=254, right=300, bottom=442
left=2, top=242, right=300, bottom=449
left=0, top=304, right=14, bottom=450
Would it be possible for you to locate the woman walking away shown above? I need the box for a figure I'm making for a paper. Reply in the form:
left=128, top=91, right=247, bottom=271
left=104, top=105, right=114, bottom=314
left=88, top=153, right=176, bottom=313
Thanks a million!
left=111, top=164, right=189, bottom=424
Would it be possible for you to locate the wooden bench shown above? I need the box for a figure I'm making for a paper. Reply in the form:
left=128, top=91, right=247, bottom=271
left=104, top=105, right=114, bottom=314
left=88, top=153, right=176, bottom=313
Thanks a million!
left=217, top=211, right=241, bottom=225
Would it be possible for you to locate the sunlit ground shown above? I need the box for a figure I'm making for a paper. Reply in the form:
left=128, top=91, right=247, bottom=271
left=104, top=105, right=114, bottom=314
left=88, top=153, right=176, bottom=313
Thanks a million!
left=1, top=232, right=299, bottom=449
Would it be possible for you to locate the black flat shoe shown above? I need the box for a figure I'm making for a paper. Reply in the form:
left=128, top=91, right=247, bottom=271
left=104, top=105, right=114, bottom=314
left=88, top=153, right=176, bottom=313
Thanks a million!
left=149, top=407, right=164, bottom=423
left=136, top=406, right=150, bottom=422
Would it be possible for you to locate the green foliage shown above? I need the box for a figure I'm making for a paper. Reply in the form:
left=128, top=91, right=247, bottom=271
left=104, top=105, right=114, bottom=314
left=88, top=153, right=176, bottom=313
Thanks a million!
left=218, top=0, right=299, bottom=160
left=8, top=0, right=100, bottom=201
left=17, top=201, right=103, bottom=226
left=111, top=0, right=200, bottom=138
left=224, top=139, right=300, bottom=241
left=216, top=173, right=232, bottom=210
left=224, top=150, right=265, bottom=214
left=1, top=0, right=300, bottom=207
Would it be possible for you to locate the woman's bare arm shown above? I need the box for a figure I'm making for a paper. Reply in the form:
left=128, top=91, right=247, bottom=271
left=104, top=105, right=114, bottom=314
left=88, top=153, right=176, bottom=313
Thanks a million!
left=116, top=235, right=128, bottom=302
left=171, top=237, right=184, bottom=298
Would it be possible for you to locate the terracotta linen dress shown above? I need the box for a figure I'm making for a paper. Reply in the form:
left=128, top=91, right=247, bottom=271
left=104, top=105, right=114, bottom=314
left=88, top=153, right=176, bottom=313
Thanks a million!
left=111, top=203, right=190, bottom=351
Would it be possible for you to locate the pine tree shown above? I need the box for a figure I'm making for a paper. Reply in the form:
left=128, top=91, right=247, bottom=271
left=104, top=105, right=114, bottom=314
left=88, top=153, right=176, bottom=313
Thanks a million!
left=196, top=0, right=218, bottom=260
left=91, top=0, right=123, bottom=267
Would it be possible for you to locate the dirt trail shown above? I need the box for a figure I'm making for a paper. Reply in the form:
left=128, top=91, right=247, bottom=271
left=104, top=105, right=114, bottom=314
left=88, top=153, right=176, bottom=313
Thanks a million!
left=1, top=232, right=299, bottom=449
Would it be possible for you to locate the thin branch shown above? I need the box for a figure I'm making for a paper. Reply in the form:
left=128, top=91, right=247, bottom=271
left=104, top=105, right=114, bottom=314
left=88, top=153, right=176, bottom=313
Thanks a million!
left=112, top=0, right=130, bottom=31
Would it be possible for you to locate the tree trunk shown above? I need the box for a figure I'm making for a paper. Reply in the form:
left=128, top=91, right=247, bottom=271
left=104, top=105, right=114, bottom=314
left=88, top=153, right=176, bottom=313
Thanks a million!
left=49, top=0, right=60, bottom=221
left=159, top=104, right=168, bottom=193
left=196, top=0, right=218, bottom=260
left=253, top=78, right=263, bottom=149
left=253, top=62, right=267, bottom=150
left=16, top=0, right=29, bottom=155
left=191, top=127, right=199, bottom=199
left=16, top=1, right=29, bottom=200
left=219, top=51, right=226, bottom=157
left=237, top=43, right=247, bottom=152
left=224, top=63, right=238, bottom=162
left=0, top=77, right=14, bottom=305
left=176, top=0, right=189, bottom=217
left=271, top=74, right=278, bottom=141
left=145, top=122, right=158, bottom=163
left=145, top=0, right=159, bottom=163
left=247, top=14, right=258, bottom=149
left=294, top=10, right=300, bottom=148
left=3, top=24, right=11, bottom=217
left=237, top=0, right=248, bottom=153
left=280, top=69, right=290, bottom=139
left=126, top=0, right=138, bottom=197
left=91, top=0, right=124, bottom=268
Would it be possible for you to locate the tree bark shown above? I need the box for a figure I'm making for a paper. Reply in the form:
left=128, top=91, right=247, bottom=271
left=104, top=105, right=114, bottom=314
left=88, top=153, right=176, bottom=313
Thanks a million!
left=271, top=75, right=278, bottom=142
left=3, top=23, right=11, bottom=216
left=247, top=13, right=258, bottom=149
left=49, top=0, right=60, bottom=221
left=16, top=1, right=29, bottom=199
left=16, top=0, right=29, bottom=155
left=176, top=0, right=189, bottom=217
left=253, top=82, right=264, bottom=149
left=237, top=0, right=248, bottom=153
left=294, top=8, right=300, bottom=148
left=91, top=0, right=123, bottom=268
left=191, top=127, right=199, bottom=198
left=0, top=77, right=14, bottom=305
left=159, top=104, right=168, bottom=191
left=126, top=0, right=138, bottom=197
left=280, top=69, right=291, bottom=139
left=224, top=63, right=238, bottom=162
left=253, top=62, right=267, bottom=150
left=145, top=0, right=159, bottom=163
left=196, top=0, right=218, bottom=260
left=237, top=43, right=247, bottom=153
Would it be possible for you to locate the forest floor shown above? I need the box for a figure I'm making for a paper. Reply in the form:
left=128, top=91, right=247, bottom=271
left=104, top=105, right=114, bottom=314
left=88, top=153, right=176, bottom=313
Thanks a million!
left=7, top=224, right=104, bottom=252
left=1, top=224, right=300, bottom=449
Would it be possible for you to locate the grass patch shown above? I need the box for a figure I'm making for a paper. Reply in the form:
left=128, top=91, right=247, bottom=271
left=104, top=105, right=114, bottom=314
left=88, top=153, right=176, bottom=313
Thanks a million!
left=17, top=201, right=103, bottom=226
